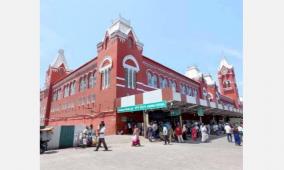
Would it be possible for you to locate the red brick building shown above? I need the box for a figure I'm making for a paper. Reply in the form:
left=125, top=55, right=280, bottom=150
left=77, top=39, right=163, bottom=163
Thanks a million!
left=40, top=17, right=242, bottom=134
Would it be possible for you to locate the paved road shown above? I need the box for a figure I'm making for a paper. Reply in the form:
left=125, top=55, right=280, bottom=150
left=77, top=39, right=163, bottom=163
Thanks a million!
left=41, top=135, right=242, bottom=170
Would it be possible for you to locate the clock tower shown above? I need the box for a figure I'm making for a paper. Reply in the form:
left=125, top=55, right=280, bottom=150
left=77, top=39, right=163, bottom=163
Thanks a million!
left=217, top=58, right=240, bottom=108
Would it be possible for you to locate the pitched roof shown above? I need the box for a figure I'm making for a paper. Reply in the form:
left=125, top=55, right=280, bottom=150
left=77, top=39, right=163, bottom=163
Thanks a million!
left=51, top=49, right=69, bottom=70
left=203, top=74, right=216, bottom=85
left=105, top=16, right=143, bottom=47
left=218, top=58, right=233, bottom=71
left=185, top=66, right=202, bottom=80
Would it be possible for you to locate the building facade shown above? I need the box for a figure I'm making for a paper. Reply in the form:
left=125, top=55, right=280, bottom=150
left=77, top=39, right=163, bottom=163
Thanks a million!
left=40, top=17, right=242, bottom=134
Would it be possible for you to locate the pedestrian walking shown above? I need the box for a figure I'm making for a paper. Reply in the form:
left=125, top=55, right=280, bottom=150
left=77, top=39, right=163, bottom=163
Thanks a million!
left=87, top=124, right=94, bottom=147
left=163, top=124, right=170, bottom=145
left=131, top=125, right=141, bottom=146
left=182, top=123, right=187, bottom=140
left=94, top=122, right=108, bottom=151
left=175, top=124, right=183, bottom=143
left=201, top=124, right=209, bottom=143
left=213, top=123, right=219, bottom=135
left=224, top=123, right=232, bottom=142
left=237, top=124, right=243, bottom=143
left=82, top=126, right=89, bottom=147
left=233, top=126, right=241, bottom=146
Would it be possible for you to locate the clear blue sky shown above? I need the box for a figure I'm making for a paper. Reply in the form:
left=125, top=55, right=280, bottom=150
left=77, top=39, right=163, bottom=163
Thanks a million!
left=41, top=0, right=243, bottom=96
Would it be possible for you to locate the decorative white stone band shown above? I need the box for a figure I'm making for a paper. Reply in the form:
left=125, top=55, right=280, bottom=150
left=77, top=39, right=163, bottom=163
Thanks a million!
left=186, top=95, right=197, bottom=104
left=173, top=91, right=181, bottom=101
left=121, top=95, right=135, bottom=107
left=143, top=89, right=162, bottom=104
left=199, top=99, right=208, bottom=107
left=116, top=84, right=125, bottom=87
left=116, top=76, right=125, bottom=81
left=137, top=82, right=158, bottom=90
left=210, top=102, right=217, bottom=108
left=136, top=88, right=145, bottom=92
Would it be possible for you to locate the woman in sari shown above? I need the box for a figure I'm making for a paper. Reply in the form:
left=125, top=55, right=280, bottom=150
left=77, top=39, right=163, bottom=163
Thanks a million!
left=191, top=126, right=197, bottom=141
left=132, top=125, right=141, bottom=146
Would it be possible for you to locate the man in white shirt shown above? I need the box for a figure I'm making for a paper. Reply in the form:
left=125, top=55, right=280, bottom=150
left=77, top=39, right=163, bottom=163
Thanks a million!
left=94, top=122, right=108, bottom=151
left=224, top=123, right=232, bottom=142
left=163, top=124, right=170, bottom=145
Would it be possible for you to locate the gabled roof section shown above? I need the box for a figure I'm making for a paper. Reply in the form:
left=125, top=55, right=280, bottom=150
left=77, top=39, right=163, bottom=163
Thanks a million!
left=185, top=66, right=202, bottom=80
left=105, top=16, right=143, bottom=47
left=52, top=49, right=69, bottom=70
left=218, top=58, right=233, bottom=71
left=203, top=74, right=216, bottom=86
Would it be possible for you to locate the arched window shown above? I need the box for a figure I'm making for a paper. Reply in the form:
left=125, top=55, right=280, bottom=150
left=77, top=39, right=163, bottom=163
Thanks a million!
left=193, top=88, right=198, bottom=97
left=70, top=81, right=76, bottom=95
left=99, top=56, right=112, bottom=89
left=224, top=80, right=231, bottom=88
left=79, top=77, right=87, bottom=92
left=180, top=84, right=186, bottom=94
left=188, top=86, right=193, bottom=96
left=152, top=74, right=158, bottom=88
left=64, top=85, right=69, bottom=97
left=162, top=78, right=168, bottom=88
left=88, top=72, right=96, bottom=88
left=147, top=72, right=152, bottom=86
left=57, top=88, right=62, bottom=99
left=172, top=81, right=177, bottom=91
left=123, top=55, right=139, bottom=89
left=159, top=76, right=163, bottom=88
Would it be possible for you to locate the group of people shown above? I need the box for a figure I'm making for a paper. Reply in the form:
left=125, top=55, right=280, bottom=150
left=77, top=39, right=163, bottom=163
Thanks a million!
left=80, top=120, right=243, bottom=151
left=81, top=121, right=109, bottom=151
left=224, top=123, right=243, bottom=146
left=143, top=120, right=243, bottom=146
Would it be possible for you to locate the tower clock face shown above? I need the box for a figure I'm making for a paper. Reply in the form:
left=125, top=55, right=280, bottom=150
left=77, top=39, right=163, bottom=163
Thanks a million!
left=221, top=67, right=228, bottom=75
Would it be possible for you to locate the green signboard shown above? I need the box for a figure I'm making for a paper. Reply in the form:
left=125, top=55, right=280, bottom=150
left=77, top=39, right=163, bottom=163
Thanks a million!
left=117, top=101, right=167, bottom=113
left=197, top=107, right=204, bottom=116
left=170, top=108, right=181, bottom=117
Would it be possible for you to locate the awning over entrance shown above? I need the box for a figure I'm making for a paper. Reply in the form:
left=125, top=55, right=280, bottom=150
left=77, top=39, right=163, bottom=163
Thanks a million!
left=116, top=88, right=243, bottom=117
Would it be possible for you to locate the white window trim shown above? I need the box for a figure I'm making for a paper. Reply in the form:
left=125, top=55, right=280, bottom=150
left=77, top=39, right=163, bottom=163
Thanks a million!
left=99, top=56, right=112, bottom=73
left=122, top=55, right=140, bottom=72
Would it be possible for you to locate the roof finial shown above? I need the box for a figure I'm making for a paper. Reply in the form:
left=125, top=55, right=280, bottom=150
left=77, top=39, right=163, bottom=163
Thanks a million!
left=58, top=49, right=64, bottom=55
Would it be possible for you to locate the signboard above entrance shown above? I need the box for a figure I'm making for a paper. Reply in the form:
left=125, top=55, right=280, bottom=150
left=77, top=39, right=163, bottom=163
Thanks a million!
left=197, top=107, right=204, bottom=116
left=170, top=108, right=181, bottom=117
left=117, top=101, right=167, bottom=113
